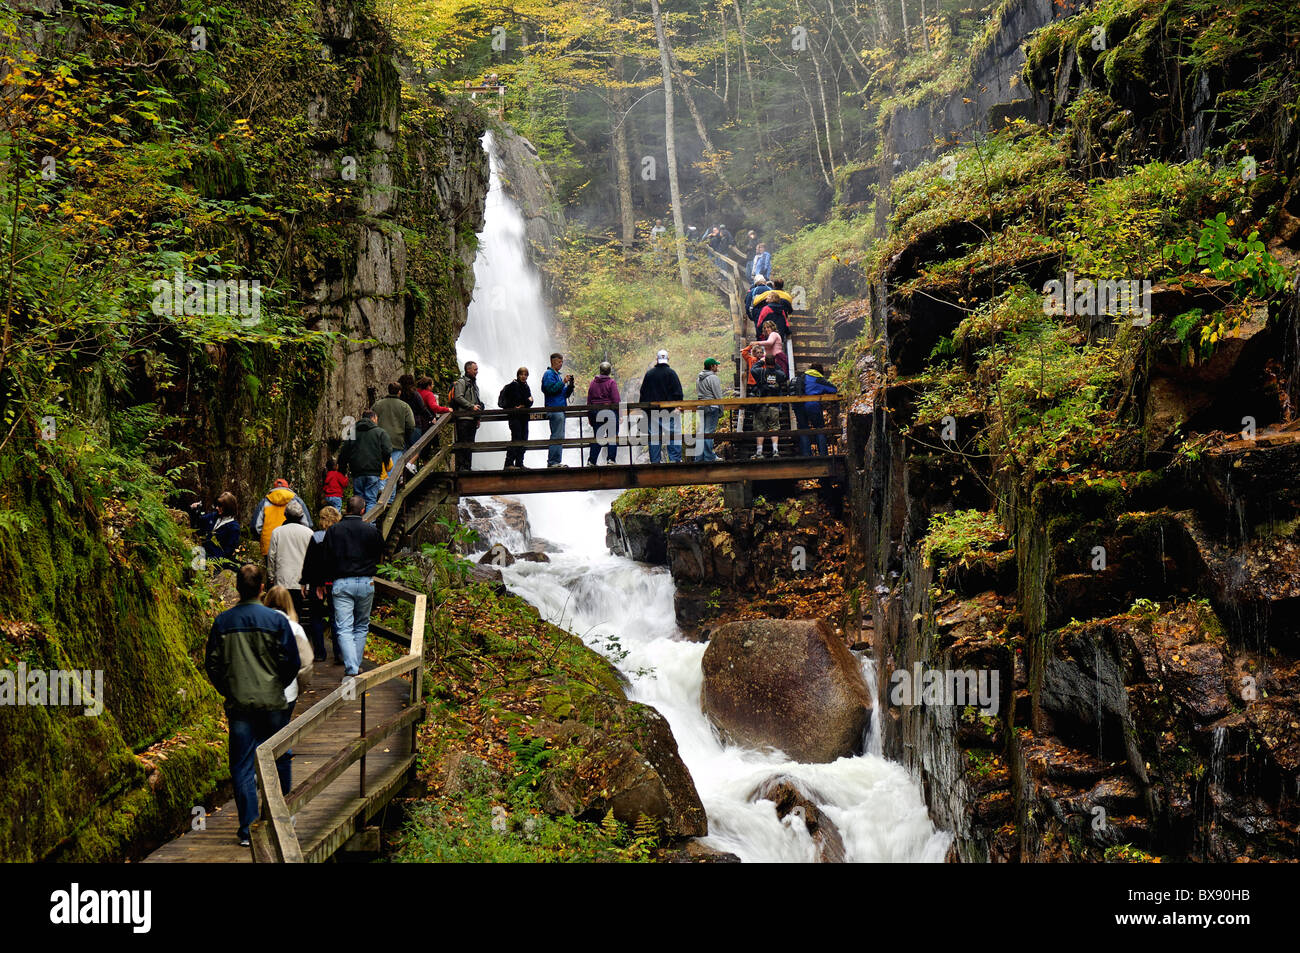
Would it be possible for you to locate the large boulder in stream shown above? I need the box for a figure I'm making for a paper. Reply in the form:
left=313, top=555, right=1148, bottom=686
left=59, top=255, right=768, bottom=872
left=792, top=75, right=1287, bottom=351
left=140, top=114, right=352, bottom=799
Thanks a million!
left=701, top=619, right=873, bottom=763
left=536, top=702, right=708, bottom=838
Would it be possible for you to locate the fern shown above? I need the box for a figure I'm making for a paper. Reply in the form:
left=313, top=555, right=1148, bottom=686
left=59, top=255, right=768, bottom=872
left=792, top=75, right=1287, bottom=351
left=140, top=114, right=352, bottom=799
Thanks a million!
left=0, top=509, right=33, bottom=535
left=600, top=808, right=621, bottom=841
left=506, top=731, right=551, bottom=795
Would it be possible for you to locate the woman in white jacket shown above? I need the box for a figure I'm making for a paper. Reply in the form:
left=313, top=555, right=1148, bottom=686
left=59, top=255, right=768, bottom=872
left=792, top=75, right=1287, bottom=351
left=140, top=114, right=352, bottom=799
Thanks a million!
left=261, top=585, right=314, bottom=712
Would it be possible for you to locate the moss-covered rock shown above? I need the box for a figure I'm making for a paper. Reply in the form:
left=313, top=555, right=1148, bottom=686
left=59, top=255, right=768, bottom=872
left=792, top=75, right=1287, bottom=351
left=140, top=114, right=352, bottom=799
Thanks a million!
left=0, top=466, right=226, bottom=862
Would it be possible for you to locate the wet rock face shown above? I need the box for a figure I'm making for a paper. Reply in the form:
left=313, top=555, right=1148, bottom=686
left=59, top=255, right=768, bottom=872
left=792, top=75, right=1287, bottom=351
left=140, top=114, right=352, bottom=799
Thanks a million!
left=605, top=510, right=670, bottom=564
left=492, top=131, right=565, bottom=261
left=701, top=619, right=872, bottom=763
left=478, top=543, right=515, bottom=567
left=537, top=703, right=708, bottom=838
left=750, top=776, right=847, bottom=863
left=662, top=842, right=741, bottom=863
left=661, top=492, right=851, bottom=638
left=461, top=496, right=532, bottom=551
left=1199, top=431, right=1300, bottom=541
left=166, top=7, right=489, bottom=514
left=1173, top=511, right=1300, bottom=649
left=1141, top=296, right=1276, bottom=453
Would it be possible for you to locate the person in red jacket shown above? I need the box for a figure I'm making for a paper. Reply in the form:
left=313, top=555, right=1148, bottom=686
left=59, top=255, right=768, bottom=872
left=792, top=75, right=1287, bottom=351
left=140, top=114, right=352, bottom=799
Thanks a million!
left=321, top=458, right=348, bottom=510
left=416, top=375, right=452, bottom=415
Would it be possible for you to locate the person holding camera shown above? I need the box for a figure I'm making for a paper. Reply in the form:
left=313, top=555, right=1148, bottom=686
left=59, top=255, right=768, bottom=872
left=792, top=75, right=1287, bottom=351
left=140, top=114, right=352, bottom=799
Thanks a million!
left=189, top=492, right=241, bottom=570
left=541, top=352, right=575, bottom=468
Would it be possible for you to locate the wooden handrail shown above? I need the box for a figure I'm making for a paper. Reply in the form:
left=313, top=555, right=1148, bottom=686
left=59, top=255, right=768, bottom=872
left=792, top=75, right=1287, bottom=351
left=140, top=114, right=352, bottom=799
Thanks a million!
left=464, top=394, right=843, bottom=422
left=251, top=585, right=427, bottom=863
left=452, top=427, right=839, bottom=452
left=368, top=412, right=454, bottom=518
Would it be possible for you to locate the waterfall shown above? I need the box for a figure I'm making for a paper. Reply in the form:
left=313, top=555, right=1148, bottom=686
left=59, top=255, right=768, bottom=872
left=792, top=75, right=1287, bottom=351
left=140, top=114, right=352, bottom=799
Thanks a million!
left=457, top=130, right=580, bottom=471
left=458, top=132, right=949, bottom=862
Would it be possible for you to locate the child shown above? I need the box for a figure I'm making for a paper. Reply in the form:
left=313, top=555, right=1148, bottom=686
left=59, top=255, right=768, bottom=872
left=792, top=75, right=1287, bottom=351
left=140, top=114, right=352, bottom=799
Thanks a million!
left=322, top=458, right=347, bottom=510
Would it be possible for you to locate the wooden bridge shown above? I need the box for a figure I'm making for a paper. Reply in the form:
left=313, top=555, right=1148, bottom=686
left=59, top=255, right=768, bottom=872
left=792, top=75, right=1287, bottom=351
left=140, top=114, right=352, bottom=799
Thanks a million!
left=362, top=392, right=845, bottom=546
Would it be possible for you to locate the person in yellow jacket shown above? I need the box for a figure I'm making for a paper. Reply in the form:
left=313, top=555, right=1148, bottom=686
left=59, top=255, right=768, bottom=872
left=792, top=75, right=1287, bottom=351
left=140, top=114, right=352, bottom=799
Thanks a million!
left=254, top=479, right=314, bottom=556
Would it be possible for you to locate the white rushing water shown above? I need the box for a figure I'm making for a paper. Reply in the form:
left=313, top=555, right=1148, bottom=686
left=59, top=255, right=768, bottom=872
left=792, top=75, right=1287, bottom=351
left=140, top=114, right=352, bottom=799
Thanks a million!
left=458, top=132, right=949, bottom=862
left=457, top=131, right=581, bottom=471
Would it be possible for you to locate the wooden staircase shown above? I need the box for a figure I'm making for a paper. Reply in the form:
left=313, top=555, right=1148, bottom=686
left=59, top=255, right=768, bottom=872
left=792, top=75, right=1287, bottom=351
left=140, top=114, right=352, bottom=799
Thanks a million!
left=787, top=309, right=839, bottom=373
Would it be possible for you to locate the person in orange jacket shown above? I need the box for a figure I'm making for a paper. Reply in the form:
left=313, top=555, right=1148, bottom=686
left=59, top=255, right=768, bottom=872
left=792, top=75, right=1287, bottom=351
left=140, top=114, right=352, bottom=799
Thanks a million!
left=254, top=479, right=313, bottom=556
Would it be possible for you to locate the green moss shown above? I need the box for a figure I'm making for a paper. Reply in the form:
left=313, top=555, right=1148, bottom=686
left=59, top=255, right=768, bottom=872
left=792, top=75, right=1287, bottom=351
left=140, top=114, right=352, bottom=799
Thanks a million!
left=391, top=793, right=651, bottom=863
left=0, top=462, right=226, bottom=861
left=922, top=509, right=1007, bottom=568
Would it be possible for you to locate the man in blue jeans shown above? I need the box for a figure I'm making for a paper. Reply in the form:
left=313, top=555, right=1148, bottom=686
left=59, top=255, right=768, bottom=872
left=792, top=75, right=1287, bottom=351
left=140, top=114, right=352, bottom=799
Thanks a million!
left=338, top=409, right=392, bottom=513
left=695, top=357, right=727, bottom=462
left=541, top=352, right=575, bottom=468
left=319, top=495, right=384, bottom=678
left=204, top=563, right=300, bottom=847
left=640, top=349, right=684, bottom=463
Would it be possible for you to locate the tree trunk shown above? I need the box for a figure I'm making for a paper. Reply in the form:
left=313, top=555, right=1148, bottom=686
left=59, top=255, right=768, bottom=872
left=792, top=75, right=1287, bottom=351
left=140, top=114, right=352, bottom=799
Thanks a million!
left=732, top=0, right=764, bottom=151
left=650, top=0, right=692, bottom=291
left=612, top=56, right=636, bottom=256
left=918, top=0, right=930, bottom=52
left=899, top=0, right=910, bottom=51
left=722, top=2, right=730, bottom=110
left=795, top=0, right=838, bottom=178
left=872, top=0, right=891, bottom=43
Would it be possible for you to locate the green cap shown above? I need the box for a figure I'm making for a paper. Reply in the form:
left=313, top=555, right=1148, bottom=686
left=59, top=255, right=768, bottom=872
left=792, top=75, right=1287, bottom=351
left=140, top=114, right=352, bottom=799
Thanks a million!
left=703, top=357, right=719, bottom=368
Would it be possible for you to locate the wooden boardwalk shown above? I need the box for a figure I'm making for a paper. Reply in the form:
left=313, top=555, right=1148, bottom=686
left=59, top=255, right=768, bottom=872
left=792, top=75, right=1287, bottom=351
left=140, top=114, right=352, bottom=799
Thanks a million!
left=144, top=662, right=415, bottom=864
left=147, top=579, right=427, bottom=864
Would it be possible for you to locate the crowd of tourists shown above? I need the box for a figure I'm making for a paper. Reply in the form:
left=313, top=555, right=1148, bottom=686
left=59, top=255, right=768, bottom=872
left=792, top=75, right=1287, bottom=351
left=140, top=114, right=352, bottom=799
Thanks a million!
left=192, top=486, right=385, bottom=846
left=188, top=368, right=448, bottom=847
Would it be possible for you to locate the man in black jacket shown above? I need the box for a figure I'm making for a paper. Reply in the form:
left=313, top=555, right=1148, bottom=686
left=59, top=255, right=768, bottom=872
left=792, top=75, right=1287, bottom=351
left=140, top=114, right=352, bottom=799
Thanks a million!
left=338, top=410, right=392, bottom=512
left=640, top=349, right=684, bottom=463
left=498, top=367, right=533, bottom=469
left=749, top=355, right=789, bottom=459
left=318, top=495, right=384, bottom=678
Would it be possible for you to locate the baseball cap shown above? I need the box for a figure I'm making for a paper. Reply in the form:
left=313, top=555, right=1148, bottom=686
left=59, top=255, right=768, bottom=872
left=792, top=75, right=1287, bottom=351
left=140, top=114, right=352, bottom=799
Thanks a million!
left=656, top=350, right=669, bottom=364
left=703, top=358, right=718, bottom=368
left=273, top=478, right=290, bottom=489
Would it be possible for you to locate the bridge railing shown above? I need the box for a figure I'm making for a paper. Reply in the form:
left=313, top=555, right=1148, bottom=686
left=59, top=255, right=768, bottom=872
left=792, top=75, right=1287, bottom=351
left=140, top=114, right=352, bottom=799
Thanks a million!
left=366, top=412, right=456, bottom=540
left=250, top=579, right=426, bottom=863
left=451, top=394, right=843, bottom=466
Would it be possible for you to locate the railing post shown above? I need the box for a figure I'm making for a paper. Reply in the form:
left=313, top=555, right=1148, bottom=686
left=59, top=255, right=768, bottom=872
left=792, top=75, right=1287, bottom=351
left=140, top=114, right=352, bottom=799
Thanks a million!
left=359, top=687, right=367, bottom=798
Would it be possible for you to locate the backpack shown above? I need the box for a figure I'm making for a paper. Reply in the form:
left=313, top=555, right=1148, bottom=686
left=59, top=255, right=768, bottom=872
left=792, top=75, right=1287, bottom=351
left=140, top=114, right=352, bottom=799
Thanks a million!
left=760, top=301, right=791, bottom=338
left=405, top=391, right=433, bottom=430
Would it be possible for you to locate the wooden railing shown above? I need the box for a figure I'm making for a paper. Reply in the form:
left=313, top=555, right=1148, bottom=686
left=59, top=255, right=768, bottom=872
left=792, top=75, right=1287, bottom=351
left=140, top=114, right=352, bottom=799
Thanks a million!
left=453, top=395, right=844, bottom=464
left=367, top=412, right=455, bottom=533
left=250, top=578, right=426, bottom=863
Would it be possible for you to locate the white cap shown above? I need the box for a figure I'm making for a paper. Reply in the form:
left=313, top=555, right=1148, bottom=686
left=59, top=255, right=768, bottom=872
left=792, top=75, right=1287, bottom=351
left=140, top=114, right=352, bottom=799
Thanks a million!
left=656, top=349, right=669, bottom=364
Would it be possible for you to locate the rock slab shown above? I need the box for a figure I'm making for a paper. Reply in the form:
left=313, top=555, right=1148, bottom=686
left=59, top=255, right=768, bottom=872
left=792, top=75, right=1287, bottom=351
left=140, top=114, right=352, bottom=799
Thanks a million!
left=701, top=618, right=873, bottom=763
